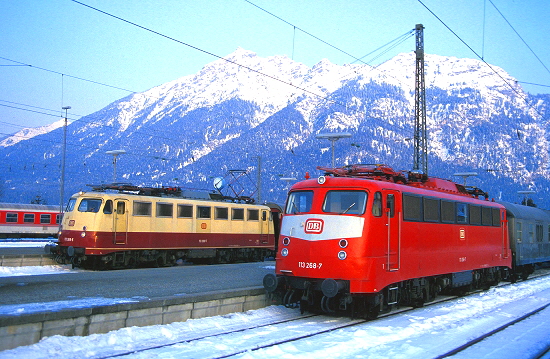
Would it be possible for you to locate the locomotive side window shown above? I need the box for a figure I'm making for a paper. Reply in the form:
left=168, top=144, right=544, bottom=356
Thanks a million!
left=24, top=214, right=35, bottom=223
left=456, top=203, right=468, bottom=223
left=286, top=191, right=313, bottom=214
left=6, top=213, right=17, bottom=223
left=215, top=207, right=228, bottom=220
left=177, top=204, right=193, bottom=218
left=40, top=214, right=51, bottom=224
left=481, top=207, right=493, bottom=226
left=197, top=206, right=211, bottom=219
left=323, top=191, right=367, bottom=215
left=133, top=201, right=152, bottom=216
left=423, top=198, right=440, bottom=222
left=156, top=203, right=173, bottom=218
left=117, top=202, right=125, bottom=214
left=387, top=194, right=395, bottom=218
left=469, top=205, right=481, bottom=225
left=232, top=208, right=244, bottom=220
left=248, top=209, right=259, bottom=221
left=66, top=198, right=77, bottom=212
left=403, top=194, right=422, bottom=221
left=103, top=200, right=113, bottom=214
left=78, top=199, right=102, bottom=213
left=441, top=200, right=455, bottom=223
left=372, top=192, right=382, bottom=217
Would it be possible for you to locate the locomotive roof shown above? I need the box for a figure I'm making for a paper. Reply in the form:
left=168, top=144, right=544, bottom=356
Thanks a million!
left=498, top=201, right=550, bottom=221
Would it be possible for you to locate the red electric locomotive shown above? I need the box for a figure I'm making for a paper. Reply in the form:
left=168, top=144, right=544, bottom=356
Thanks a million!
left=264, top=164, right=512, bottom=318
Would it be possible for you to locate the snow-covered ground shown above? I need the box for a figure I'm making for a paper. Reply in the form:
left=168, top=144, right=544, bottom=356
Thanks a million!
left=1, top=241, right=549, bottom=358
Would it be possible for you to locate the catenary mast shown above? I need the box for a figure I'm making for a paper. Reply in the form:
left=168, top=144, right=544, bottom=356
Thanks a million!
left=413, top=24, right=428, bottom=175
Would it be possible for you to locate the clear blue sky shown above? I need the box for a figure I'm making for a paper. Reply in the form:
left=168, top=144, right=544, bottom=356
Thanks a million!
left=1, top=0, right=549, bottom=136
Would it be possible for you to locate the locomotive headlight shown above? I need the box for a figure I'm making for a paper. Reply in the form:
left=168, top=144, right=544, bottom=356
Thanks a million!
left=338, top=250, right=347, bottom=260
left=339, top=239, right=348, bottom=248
left=281, top=248, right=289, bottom=257
left=317, top=176, right=326, bottom=185
left=81, top=231, right=86, bottom=238
left=282, top=237, right=290, bottom=246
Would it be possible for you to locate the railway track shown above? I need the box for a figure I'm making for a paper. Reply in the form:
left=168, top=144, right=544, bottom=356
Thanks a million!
left=92, top=272, right=550, bottom=359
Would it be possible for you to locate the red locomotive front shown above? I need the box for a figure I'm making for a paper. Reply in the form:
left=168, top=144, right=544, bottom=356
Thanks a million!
left=264, top=165, right=512, bottom=318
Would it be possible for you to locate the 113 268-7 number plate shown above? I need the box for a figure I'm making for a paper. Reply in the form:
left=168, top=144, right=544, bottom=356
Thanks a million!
left=298, top=261, right=322, bottom=269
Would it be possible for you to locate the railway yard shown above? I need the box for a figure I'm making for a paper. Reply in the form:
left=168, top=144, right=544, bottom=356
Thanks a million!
left=0, top=242, right=549, bottom=358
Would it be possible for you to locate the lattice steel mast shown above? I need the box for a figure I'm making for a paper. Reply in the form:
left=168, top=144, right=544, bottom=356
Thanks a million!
left=413, top=24, right=428, bottom=175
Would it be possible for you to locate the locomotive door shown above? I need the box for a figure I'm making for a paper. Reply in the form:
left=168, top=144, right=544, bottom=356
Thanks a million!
left=114, top=200, right=128, bottom=245
left=386, top=191, right=401, bottom=271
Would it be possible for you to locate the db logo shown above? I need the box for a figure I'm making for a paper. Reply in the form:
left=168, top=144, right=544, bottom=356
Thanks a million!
left=305, top=219, right=324, bottom=234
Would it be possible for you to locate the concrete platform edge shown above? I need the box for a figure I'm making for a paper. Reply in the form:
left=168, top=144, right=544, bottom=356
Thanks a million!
left=0, top=286, right=276, bottom=351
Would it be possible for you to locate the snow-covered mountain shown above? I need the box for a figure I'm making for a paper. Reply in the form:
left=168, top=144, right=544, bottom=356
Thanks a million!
left=0, top=119, right=67, bottom=147
left=1, top=48, right=549, bottom=207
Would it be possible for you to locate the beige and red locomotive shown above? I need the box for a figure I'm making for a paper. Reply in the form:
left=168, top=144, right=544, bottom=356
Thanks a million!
left=49, top=184, right=281, bottom=269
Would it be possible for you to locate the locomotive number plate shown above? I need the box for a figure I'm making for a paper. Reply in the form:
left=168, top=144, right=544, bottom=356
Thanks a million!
left=298, top=261, right=323, bottom=269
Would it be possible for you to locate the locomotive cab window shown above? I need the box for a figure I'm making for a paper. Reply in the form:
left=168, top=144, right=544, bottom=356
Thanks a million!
left=286, top=191, right=313, bottom=214
left=66, top=198, right=77, bottom=212
left=78, top=198, right=102, bottom=213
left=103, top=200, right=113, bottom=214
left=323, top=190, right=367, bottom=215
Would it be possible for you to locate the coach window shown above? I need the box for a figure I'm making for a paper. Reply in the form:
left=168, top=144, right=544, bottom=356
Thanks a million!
left=248, top=209, right=259, bottom=221
left=40, top=214, right=51, bottom=224
left=536, top=224, right=543, bottom=242
left=456, top=203, right=468, bottom=224
left=403, top=194, right=422, bottom=221
left=215, top=207, right=228, bottom=220
left=516, top=221, right=523, bottom=243
left=423, top=198, right=440, bottom=222
left=232, top=208, right=244, bottom=220
left=56, top=214, right=61, bottom=224
left=323, top=190, right=367, bottom=215
left=156, top=203, right=173, bottom=218
left=482, top=207, right=493, bottom=226
left=441, top=201, right=455, bottom=223
left=286, top=191, right=313, bottom=214
left=197, top=206, right=211, bottom=219
left=133, top=201, right=152, bottom=216
left=528, top=224, right=535, bottom=243
left=24, top=213, right=35, bottom=223
left=6, top=213, right=17, bottom=223
left=103, top=200, right=113, bottom=214
left=372, top=192, right=382, bottom=217
left=78, top=199, right=102, bottom=213
left=177, top=204, right=193, bottom=218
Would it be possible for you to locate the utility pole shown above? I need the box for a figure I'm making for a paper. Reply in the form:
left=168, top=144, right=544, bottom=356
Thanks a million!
left=59, top=105, right=70, bottom=227
left=413, top=24, right=428, bottom=175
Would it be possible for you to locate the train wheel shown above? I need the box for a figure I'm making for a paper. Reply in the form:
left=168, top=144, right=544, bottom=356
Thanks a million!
left=320, top=296, right=335, bottom=313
